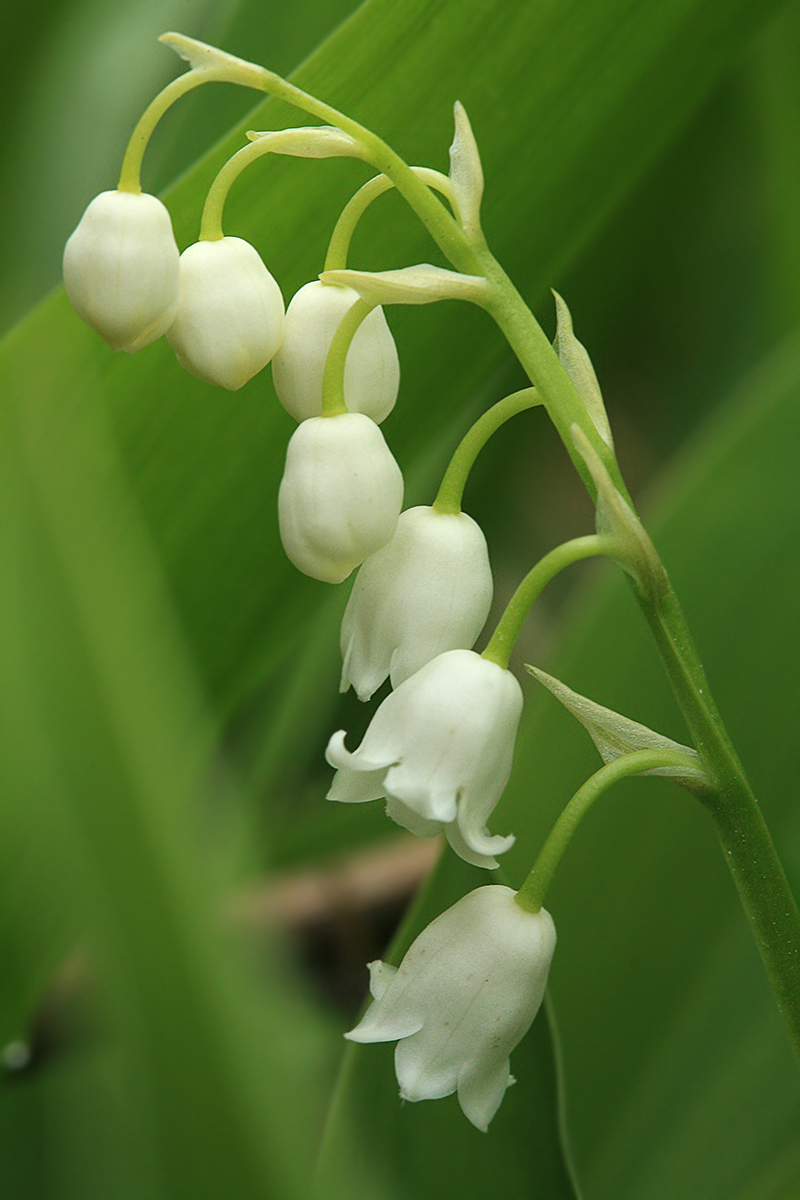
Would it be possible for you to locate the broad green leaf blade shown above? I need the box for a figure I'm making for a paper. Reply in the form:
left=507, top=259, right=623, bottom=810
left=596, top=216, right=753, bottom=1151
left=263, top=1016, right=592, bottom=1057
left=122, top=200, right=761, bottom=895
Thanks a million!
left=317, top=853, right=579, bottom=1200
left=0, top=307, right=345, bottom=1200
left=499, top=330, right=800, bottom=1198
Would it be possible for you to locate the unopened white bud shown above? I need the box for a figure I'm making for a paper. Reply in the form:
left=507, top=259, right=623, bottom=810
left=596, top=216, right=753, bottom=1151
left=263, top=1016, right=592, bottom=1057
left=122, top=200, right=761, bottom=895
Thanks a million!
left=278, top=413, right=404, bottom=583
left=271, top=282, right=399, bottom=422
left=166, top=237, right=285, bottom=390
left=63, top=190, right=180, bottom=352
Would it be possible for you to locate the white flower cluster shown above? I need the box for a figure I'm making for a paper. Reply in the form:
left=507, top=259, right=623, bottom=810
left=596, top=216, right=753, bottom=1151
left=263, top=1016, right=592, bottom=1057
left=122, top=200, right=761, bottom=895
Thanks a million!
left=64, top=173, right=553, bottom=1132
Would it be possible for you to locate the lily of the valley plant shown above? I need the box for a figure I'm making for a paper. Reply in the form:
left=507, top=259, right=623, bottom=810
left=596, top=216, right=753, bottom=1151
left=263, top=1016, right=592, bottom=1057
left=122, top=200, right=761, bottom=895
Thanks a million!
left=62, top=32, right=800, bottom=1134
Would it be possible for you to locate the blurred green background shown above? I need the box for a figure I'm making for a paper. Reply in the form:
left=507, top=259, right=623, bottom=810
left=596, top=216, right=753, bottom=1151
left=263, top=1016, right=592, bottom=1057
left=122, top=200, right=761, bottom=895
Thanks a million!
left=1, top=0, right=799, bottom=1197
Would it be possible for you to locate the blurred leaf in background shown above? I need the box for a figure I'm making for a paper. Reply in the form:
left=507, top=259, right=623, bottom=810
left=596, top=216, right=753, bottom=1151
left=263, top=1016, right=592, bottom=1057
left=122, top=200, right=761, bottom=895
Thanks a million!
left=1, top=0, right=799, bottom=1197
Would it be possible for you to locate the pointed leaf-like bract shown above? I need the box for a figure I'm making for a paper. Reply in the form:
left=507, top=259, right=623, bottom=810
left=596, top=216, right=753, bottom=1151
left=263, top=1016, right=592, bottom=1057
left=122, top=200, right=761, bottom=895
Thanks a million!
left=246, top=127, right=364, bottom=159
left=160, top=31, right=260, bottom=74
left=320, top=264, right=488, bottom=306
left=553, top=291, right=613, bottom=447
left=572, top=424, right=665, bottom=602
left=527, top=665, right=708, bottom=792
left=449, top=101, right=484, bottom=239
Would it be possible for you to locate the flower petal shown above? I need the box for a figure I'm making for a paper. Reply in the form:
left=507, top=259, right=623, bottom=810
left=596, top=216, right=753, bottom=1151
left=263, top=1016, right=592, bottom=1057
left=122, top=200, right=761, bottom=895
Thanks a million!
left=457, top=1055, right=513, bottom=1131
left=455, top=803, right=515, bottom=859
left=385, top=797, right=444, bottom=839
left=367, top=960, right=397, bottom=1000
left=325, top=728, right=394, bottom=773
left=383, top=764, right=459, bottom=824
left=444, top=821, right=500, bottom=870
left=345, top=1003, right=424, bottom=1044
left=395, top=1030, right=459, bottom=1102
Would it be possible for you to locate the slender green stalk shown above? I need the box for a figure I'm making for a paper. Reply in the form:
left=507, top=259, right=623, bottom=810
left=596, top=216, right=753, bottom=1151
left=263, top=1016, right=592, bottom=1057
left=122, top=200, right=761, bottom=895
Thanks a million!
left=482, top=536, right=614, bottom=669
left=432, top=387, right=540, bottom=515
left=320, top=298, right=375, bottom=416
left=516, top=750, right=700, bottom=914
left=324, top=169, right=455, bottom=271
left=118, top=70, right=217, bottom=192
left=637, top=585, right=800, bottom=1061
left=200, top=130, right=364, bottom=241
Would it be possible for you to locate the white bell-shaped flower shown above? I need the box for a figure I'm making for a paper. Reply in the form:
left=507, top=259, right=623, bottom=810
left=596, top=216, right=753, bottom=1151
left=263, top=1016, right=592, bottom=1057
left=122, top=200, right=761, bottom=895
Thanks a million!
left=278, top=412, right=404, bottom=583
left=63, top=190, right=180, bottom=352
left=346, top=885, right=556, bottom=1131
left=166, top=236, right=285, bottom=390
left=327, top=648, right=521, bottom=867
left=271, top=281, right=400, bottom=422
left=340, top=506, right=493, bottom=700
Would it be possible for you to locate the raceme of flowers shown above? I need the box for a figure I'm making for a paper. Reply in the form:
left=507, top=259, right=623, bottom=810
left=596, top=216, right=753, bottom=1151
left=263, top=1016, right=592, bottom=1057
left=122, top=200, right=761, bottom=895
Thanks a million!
left=62, top=68, right=559, bottom=1130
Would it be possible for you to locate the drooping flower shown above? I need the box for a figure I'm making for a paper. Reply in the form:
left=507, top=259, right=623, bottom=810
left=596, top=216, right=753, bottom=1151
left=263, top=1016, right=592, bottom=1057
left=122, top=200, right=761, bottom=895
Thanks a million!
left=271, top=281, right=399, bottom=422
left=327, top=648, right=521, bottom=867
left=166, top=236, right=285, bottom=390
left=63, top=190, right=180, bottom=352
left=340, top=506, right=493, bottom=700
left=346, top=885, right=556, bottom=1131
left=278, top=412, right=404, bottom=583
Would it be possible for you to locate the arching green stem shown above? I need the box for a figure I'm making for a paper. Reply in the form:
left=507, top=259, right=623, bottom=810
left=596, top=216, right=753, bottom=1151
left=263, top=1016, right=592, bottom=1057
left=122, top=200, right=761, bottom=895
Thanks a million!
left=515, top=750, right=700, bottom=914
left=324, top=169, right=456, bottom=272
left=199, top=130, right=364, bottom=241
left=118, top=69, right=226, bottom=193
left=320, top=298, right=375, bottom=416
left=433, top=387, right=540, bottom=515
left=482, top=535, right=615, bottom=669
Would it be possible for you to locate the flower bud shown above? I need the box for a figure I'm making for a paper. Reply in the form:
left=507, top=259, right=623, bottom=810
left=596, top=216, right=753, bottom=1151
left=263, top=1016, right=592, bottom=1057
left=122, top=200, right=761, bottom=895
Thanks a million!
left=166, top=236, right=285, bottom=390
left=346, top=885, right=556, bottom=1131
left=271, top=281, right=399, bottom=422
left=341, top=506, right=493, bottom=700
left=63, top=190, right=179, bottom=352
left=278, top=412, right=404, bottom=583
left=327, top=648, right=521, bottom=867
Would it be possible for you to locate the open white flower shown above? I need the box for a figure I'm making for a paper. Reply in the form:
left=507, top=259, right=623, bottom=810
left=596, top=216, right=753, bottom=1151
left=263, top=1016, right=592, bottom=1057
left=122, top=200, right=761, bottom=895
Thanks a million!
left=278, top=412, right=403, bottom=583
left=271, top=281, right=400, bottom=422
left=63, top=190, right=180, bottom=352
left=166, top=236, right=285, bottom=390
left=346, top=885, right=556, bottom=1131
left=327, top=648, right=521, bottom=867
left=340, top=506, right=493, bottom=701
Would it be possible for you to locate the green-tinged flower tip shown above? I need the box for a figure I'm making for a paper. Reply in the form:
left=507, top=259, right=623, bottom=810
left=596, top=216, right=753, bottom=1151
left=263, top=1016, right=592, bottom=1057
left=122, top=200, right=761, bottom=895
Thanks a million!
left=346, top=886, right=556, bottom=1130
left=272, top=281, right=399, bottom=422
left=327, top=648, right=520, bottom=867
left=63, top=190, right=179, bottom=353
left=340, top=506, right=493, bottom=700
left=166, top=236, right=284, bottom=390
left=278, top=413, right=403, bottom=583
